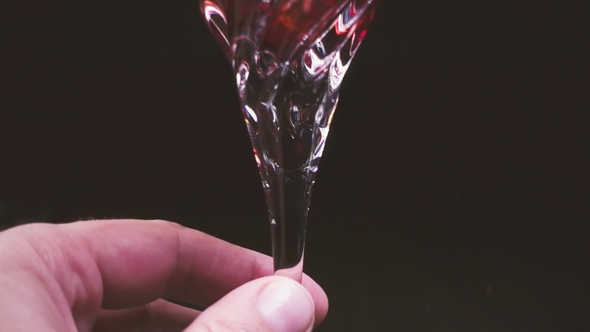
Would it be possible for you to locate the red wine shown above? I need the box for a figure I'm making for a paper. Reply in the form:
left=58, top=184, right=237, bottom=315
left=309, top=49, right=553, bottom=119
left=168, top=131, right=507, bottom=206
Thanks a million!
left=202, top=0, right=378, bottom=61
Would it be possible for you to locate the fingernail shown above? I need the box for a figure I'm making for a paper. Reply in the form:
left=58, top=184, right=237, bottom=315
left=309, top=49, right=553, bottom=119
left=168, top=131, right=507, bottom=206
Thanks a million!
left=256, top=277, right=315, bottom=332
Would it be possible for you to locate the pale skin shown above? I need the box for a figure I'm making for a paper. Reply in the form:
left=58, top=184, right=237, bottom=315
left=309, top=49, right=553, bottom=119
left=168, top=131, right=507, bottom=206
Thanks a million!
left=0, top=219, right=329, bottom=332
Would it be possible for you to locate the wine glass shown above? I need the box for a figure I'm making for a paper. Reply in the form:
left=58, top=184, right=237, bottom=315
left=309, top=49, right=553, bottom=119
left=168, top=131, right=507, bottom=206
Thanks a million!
left=200, top=0, right=381, bottom=282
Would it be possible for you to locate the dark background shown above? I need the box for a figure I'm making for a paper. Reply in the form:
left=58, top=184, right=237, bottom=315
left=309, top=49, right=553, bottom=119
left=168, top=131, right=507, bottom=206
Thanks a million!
left=1, top=1, right=587, bottom=331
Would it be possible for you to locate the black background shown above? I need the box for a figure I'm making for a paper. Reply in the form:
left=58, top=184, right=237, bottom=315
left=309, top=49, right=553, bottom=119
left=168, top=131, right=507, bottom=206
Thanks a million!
left=0, top=1, right=587, bottom=331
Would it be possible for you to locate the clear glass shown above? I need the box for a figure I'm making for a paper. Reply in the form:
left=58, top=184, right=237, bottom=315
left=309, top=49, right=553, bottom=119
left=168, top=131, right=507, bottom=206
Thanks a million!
left=200, top=0, right=381, bottom=282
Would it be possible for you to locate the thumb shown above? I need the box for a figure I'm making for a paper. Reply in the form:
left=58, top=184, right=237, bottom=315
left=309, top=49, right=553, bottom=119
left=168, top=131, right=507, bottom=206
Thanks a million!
left=185, top=276, right=315, bottom=332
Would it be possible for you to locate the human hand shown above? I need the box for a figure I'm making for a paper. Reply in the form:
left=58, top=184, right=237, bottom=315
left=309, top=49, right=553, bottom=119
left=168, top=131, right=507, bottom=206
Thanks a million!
left=0, top=219, right=328, bottom=331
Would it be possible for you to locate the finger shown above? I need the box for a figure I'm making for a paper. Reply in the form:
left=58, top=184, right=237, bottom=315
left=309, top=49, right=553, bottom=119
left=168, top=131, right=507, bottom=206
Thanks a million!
left=1, top=220, right=328, bottom=332
left=63, top=219, right=329, bottom=325
left=92, top=299, right=199, bottom=332
left=186, top=276, right=315, bottom=332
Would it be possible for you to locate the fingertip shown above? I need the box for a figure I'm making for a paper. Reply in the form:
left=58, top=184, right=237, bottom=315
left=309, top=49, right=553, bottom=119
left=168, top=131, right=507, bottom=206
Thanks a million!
left=256, top=276, right=315, bottom=332
left=186, top=276, right=316, bottom=332
left=302, top=275, right=329, bottom=327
